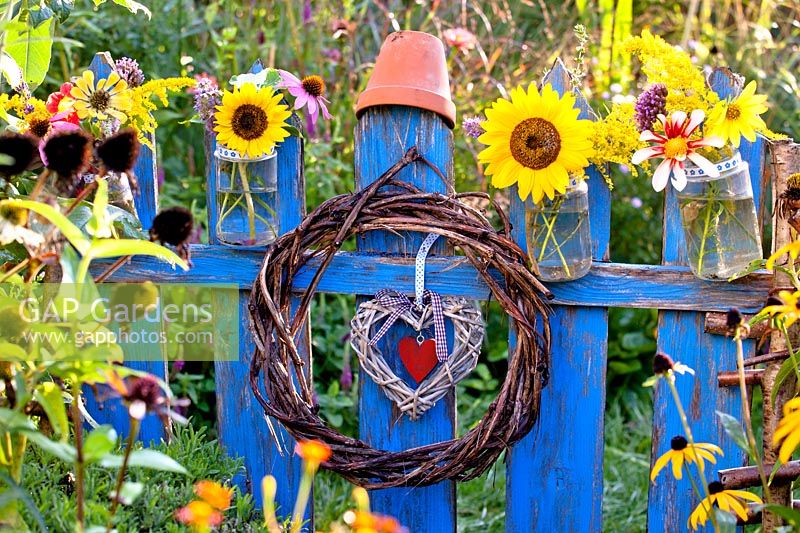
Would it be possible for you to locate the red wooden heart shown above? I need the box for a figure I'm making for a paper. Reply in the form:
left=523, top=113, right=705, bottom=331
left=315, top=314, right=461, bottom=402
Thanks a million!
left=398, top=336, right=438, bottom=384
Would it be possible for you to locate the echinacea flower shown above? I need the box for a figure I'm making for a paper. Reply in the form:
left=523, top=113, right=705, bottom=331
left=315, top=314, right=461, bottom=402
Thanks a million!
left=175, top=499, right=223, bottom=532
left=761, top=290, right=800, bottom=328
left=214, top=83, right=291, bottom=158
left=194, top=480, right=233, bottom=511
left=688, top=481, right=761, bottom=530
left=443, top=28, right=478, bottom=54
left=631, top=110, right=724, bottom=192
left=149, top=206, right=194, bottom=263
left=650, top=435, right=723, bottom=481
left=707, top=81, right=768, bottom=148
left=96, top=128, right=140, bottom=174
left=0, top=132, right=38, bottom=177
left=276, top=70, right=332, bottom=125
left=773, top=397, right=800, bottom=463
left=295, top=439, right=332, bottom=471
left=106, top=372, right=165, bottom=420
left=478, top=83, right=593, bottom=203
left=0, top=202, right=44, bottom=247
left=70, top=70, right=131, bottom=122
left=41, top=130, right=93, bottom=179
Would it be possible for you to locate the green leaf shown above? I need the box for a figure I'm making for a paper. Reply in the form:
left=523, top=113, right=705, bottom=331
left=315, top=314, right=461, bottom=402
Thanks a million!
left=2, top=16, right=53, bottom=88
left=2, top=199, right=90, bottom=254
left=716, top=411, right=750, bottom=454
left=728, top=258, right=767, bottom=281
left=771, top=349, right=800, bottom=406
left=113, top=481, right=144, bottom=505
left=47, top=0, right=74, bottom=22
left=713, top=508, right=737, bottom=533
left=0, top=342, right=27, bottom=360
left=25, top=431, right=76, bottom=462
left=85, top=179, right=113, bottom=238
left=33, top=382, right=69, bottom=441
left=100, top=449, right=188, bottom=474
left=82, top=238, right=188, bottom=272
left=83, top=425, right=117, bottom=464
left=111, top=0, right=151, bottom=17
left=0, top=52, right=22, bottom=88
left=28, top=5, right=54, bottom=28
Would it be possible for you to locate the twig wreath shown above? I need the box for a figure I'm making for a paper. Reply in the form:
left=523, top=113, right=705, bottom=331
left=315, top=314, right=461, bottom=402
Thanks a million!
left=248, top=146, right=553, bottom=488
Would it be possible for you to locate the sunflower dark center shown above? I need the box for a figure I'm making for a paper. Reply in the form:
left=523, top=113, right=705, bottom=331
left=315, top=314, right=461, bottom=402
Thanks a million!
left=28, top=118, right=51, bottom=139
left=670, top=435, right=688, bottom=451
left=509, top=117, right=561, bottom=170
left=89, top=90, right=110, bottom=111
left=0, top=204, right=28, bottom=226
left=726, top=104, right=741, bottom=121
left=231, top=104, right=268, bottom=140
left=301, top=75, right=325, bottom=97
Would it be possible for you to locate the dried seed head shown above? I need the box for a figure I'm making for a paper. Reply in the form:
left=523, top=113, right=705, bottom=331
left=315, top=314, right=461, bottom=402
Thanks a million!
left=125, top=375, right=162, bottom=409
left=149, top=206, right=194, bottom=247
left=652, top=352, right=675, bottom=375
left=96, top=128, right=140, bottom=173
left=0, top=133, right=38, bottom=177
left=670, top=435, right=688, bottom=451
left=42, top=130, right=92, bottom=179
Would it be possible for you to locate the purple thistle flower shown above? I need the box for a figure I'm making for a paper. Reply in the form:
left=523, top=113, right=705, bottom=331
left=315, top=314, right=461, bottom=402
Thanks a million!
left=302, top=0, right=312, bottom=24
left=340, top=362, right=353, bottom=391
left=634, top=84, right=668, bottom=132
left=462, top=116, right=485, bottom=138
left=115, top=57, right=145, bottom=88
left=192, top=76, right=221, bottom=133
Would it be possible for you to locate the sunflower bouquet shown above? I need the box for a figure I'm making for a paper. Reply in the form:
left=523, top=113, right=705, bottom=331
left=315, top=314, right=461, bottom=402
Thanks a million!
left=198, top=67, right=332, bottom=246
left=0, top=56, right=193, bottom=218
left=591, top=30, right=782, bottom=280
left=475, top=83, right=594, bottom=282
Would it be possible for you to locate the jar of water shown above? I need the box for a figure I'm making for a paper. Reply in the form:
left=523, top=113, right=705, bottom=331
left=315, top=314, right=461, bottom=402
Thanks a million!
left=525, top=178, right=592, bottom=282
left=677, top=151, right=762, bottom=280
left=214, top=145, right=279, bottom=247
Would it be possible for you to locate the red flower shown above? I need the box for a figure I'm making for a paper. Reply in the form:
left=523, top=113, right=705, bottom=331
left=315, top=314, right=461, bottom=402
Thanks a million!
left=45, top=83, right=79, bottom=124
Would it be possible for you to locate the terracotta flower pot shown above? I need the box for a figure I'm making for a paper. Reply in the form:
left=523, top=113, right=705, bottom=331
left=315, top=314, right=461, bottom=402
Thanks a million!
left=356, top=30, right=456, bottom=128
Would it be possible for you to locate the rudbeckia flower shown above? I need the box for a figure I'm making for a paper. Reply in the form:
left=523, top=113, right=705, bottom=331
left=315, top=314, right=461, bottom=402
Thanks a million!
left=707, top=81, right=768, bottom=148
left=773, top=396, right=800, bottom=463
left=766, top=240, right=800, bottom=271
left=650, top=435, right=723, bottom=481
left=688, top=481, right=761, bottom=530
left=631, top=110, right=724, bottom=192
left=276, top=70, right=333, bottom=125
left=761, top=290, right=800, bottom=328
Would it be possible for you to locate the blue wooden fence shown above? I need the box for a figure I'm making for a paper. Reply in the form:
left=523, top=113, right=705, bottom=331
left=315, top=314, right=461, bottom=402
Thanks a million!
left=86, top=47, right=772, bottom=531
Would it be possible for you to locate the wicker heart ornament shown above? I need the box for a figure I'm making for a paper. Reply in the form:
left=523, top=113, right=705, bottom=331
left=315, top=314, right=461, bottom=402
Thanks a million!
left=351, top=295, right=484, bottom=420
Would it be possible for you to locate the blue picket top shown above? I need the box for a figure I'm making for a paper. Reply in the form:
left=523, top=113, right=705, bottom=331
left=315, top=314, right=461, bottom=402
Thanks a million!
left=648, top=68, right=763, bottom=532
left=210, top=60, right=308, bottom=515
left=83, top=52, right=165, bottom=444
left=354, top=106, right=457, bottom=532
left=506, top=59, right=610, bottom=533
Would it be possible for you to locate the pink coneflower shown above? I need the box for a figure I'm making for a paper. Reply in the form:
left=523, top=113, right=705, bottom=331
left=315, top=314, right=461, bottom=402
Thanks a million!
left=276, top=70, right=332, bottom=125
left=443, top=28, right=477, bottom=54
left=631, top=110, right=723, bottom=192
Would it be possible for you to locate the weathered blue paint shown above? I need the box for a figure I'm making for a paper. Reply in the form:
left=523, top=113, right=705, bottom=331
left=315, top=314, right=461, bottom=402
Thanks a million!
left=355, top=106, right=457, bottom=533
left=83, top=52, right=165, bottom=444
left=211, top=60, right=308, bottom=515
left=90, top=251, right=772, bottom=313
left=506, top=60, right=610, bottom=533
left=648, top=68, right=761, bottom=532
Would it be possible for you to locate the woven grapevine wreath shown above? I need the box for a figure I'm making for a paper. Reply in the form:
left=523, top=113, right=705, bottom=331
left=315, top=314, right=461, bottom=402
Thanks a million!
left=248, top=147, right=553, bottom=489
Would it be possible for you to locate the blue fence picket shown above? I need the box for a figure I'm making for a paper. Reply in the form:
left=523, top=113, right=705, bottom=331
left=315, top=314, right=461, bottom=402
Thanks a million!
left=354, top=106, right=457, bottom=532
left=648, top=68, right=763, bottom=532
left=210, top=61, right=308, bottom=514
left=506, top=60, right=611, bottom=533
left=83, top=52, right=164, bottom=443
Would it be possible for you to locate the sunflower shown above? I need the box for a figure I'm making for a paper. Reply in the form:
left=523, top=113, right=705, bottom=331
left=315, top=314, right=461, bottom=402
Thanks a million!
left=688, top=481, right=761, bottom=530
left=650, top=435, right=723, bottom=481
left=478, top=83, right=592, bottom=203
left=773, top=397, right=800, bottom=463
left=761, top=290, right=800, bottom=327
left=707, top=81, right=768, bottom=148
left=70, top=70, right=131, bottom=122
left=213, top=83, right=291, bottom=159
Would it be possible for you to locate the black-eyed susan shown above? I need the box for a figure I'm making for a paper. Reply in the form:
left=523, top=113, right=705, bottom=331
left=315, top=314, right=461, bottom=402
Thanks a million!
left=478, top=83, right=592, bottom=203
left=650, top=435, right=723, bottom=481
left=213, top=83, right=291, bottom=159
left=773, top=397, right=800, bottom=463
left=707, top=81, right=768, bottom=148
left=688, top=481, right=761, bottom=530
left=70, top=70, right=131, bottom=122
left=761, top=290, right=800, bottom=328
left=766, top=240, right=800, bottom=272
left=643, top=352, right=695, bottom=387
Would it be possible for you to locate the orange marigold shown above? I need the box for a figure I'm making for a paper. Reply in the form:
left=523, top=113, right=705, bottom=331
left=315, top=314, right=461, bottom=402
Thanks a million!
left=194, top=480, right=233, bottom=510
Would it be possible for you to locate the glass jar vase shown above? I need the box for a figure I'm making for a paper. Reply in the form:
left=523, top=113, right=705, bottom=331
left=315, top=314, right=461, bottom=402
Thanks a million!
left=525, top=179, right=592, bottom=282
left=214, top=145, right=279, bottom=247
left=677, top=151, right=762, bottom=280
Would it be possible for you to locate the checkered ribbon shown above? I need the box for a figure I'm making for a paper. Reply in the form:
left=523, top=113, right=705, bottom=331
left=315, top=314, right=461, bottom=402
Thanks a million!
left=369, top=289, right=448, bottom=362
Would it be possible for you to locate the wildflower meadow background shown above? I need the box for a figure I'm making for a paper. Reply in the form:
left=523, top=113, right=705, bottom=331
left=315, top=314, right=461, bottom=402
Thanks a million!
left=3, top=0, right=800, bottom=531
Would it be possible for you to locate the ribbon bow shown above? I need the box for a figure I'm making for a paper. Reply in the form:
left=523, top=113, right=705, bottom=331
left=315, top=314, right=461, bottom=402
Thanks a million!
left=369, top=288, right=448, bottom=362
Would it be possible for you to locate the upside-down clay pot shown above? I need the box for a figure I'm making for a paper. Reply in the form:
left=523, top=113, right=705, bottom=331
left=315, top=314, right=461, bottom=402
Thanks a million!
left=356, top=30, right=456, bottom=128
